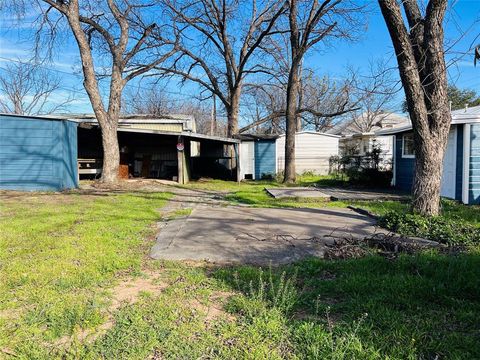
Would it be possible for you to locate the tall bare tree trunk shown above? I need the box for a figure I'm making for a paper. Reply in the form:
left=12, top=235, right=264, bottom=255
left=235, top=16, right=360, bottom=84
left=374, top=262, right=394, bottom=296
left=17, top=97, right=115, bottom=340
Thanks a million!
left=379, top=0, right=450, bottom=216
left=227, top=88, right=241, bottom=137
left=100, top=120, right=120, bottom=183
left=412, top=135, right=448, bottom=214
left=284, top=59, right=300, bottom=183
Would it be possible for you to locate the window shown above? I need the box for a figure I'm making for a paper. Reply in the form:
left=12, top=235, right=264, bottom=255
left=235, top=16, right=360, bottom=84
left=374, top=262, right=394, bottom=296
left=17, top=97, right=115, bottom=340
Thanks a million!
left=402, top=133, right=415, bottom=158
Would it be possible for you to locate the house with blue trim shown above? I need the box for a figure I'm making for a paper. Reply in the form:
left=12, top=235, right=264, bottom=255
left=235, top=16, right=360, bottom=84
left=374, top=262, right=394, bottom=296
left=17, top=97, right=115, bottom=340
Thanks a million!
left=376, top=106, right=480, bottom=205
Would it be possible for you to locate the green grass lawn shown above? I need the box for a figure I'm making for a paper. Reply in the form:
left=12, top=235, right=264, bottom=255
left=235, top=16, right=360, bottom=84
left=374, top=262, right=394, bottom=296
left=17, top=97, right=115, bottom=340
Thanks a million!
left=1, top=186, right=479, bottom=359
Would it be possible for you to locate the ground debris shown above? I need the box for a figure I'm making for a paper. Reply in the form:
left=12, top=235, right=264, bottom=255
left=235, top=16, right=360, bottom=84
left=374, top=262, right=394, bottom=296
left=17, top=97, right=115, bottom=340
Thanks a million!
left=324, top=232, right=445, bottom=260
left=324, top=235, right=373, bottom=259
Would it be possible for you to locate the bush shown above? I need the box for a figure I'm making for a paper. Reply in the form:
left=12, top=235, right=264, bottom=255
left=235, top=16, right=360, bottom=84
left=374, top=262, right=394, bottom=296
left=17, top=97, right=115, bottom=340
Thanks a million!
left=378, top=211, right=480, bottom=246
left=347, top=168, right=393, bottom=188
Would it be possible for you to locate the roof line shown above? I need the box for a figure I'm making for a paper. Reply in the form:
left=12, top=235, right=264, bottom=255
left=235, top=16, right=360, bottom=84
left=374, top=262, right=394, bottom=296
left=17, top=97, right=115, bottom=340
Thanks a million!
left=277, top=131, right=341, bottom=138
left=0, top=112, right=76, bottom=122
left=116, top=127, right=240, bottom=143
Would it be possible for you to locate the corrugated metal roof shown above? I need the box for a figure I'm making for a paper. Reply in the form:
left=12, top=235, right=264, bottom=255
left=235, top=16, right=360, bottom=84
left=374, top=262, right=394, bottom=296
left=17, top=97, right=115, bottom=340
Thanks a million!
left=116, top=127, right=240, bottom=144
left=451, top=105, right=480, bottom=117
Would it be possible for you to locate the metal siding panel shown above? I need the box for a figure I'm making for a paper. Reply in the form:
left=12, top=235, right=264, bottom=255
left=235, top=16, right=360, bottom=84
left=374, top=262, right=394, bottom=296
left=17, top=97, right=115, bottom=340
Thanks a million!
left=62, top=120, right=78, bottom=189
left=0, top=118, right=54, bottom=130
left=275, top=133, right=339, bottom=174
left=255, top=140, right=276, bottom=179
left=0, top=115, right=79, bottom=191
left=293, top=133, right=339, bottom=175
left=124, top=124, right=183, bottom=132
left=470, top=124, right=480, bottom=204
left=0, top=128, right=54, bottom=137
left=455, top=124, right=463, bottom=201
left=0, top=136, right=53, bottom=146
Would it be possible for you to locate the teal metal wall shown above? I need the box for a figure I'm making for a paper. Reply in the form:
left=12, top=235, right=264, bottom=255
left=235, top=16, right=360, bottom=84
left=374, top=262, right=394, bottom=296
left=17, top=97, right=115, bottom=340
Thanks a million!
left=254, top=139, right=276, bottom=179
left=0, top=114, right=78, bottom=191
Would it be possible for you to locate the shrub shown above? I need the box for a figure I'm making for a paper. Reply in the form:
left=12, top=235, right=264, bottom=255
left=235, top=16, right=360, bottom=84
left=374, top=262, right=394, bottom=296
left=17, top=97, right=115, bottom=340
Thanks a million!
left=378, top=211, right=480, bottom=246
left=346, top=168, right=392, bottom=188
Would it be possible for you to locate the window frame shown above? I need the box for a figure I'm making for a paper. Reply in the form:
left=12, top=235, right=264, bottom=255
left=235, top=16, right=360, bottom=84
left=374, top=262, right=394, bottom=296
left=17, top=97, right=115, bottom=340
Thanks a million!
left=402, top=133, right=415, bottom=159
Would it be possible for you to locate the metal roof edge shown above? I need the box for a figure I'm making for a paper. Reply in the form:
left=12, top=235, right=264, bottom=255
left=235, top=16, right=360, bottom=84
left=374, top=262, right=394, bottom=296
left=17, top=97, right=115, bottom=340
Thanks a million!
left=0, top=112, right=78, bottom=123
left=116, top=127, right=240, bottom=143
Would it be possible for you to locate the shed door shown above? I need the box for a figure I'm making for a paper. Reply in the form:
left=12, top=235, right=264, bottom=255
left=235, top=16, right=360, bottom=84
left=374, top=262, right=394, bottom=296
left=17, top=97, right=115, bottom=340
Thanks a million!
left=240, top=141, right=255, bottom=180
left=254, top=140, right=276, bottom=179
left=441, top=128, right=457, bottom=199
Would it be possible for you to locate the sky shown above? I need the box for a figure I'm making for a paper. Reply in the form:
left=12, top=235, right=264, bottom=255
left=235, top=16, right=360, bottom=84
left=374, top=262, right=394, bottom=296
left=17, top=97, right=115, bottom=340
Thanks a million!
left=0, top=0, right=479, bottom=124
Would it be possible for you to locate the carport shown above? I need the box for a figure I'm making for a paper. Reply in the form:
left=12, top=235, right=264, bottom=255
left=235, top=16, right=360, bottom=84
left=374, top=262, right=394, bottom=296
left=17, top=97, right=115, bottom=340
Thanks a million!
left=77, top=125, right=241, bottom=183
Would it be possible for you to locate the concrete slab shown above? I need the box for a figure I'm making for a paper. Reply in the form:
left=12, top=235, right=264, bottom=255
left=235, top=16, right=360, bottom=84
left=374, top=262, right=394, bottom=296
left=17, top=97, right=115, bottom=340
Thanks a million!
left=150, top=205, right=379, bottom=265
left=265, top=187, right=330, bottom=199
left=266, top=186, right=409, bottom=202
left=321, top=187, right=409, bottom=201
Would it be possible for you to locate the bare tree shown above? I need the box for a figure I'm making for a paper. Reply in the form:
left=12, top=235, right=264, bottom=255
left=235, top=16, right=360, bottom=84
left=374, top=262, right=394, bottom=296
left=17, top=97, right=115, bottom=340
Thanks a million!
left=156, top=0, right=286, bottom=137
left=379, top=0, right=451, bottom=216
left=241, top=73, right=355, bottom=133
left=347, top=61, right=400, bottom=133
left=123, top=83, right=228, bottom=135
left=282, top=0, right=363, bottom=183
left=18, top=0, right=176, bottom=184
left=0, top=60, right=74, bottom=115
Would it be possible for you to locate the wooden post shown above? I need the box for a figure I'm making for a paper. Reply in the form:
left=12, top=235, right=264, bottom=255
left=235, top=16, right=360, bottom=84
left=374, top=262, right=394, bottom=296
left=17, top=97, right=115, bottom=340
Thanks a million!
left=177, top=136, right=184, bottom=184
left=234, top=142, right=241, bottom=183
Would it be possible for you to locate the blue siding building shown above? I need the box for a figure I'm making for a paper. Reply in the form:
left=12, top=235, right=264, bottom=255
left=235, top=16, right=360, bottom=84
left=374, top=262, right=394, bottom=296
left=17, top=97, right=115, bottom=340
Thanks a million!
left=0, top=114, right=78, bottom=191
left=377, top=106, right=480, bottom=205
left=254, top=139, right=276, bottom=179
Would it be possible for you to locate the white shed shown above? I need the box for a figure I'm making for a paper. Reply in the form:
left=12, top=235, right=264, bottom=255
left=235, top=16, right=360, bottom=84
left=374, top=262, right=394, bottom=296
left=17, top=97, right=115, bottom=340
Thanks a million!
left=276, top=131, right=340, bottom=175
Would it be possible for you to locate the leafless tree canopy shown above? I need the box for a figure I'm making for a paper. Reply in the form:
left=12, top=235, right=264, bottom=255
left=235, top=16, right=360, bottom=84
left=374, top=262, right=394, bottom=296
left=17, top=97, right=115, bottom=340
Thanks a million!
left=123, top=84, right=228, bottom=136
left=0, top=60, right=74, bottom=115
left=346, top=61, right=401, bottom=133
left=241, top=72, right=355, bottom=134
left=14, top=0, right=177, bottom=183
left=280, top=0, right=365, bottom=183
left=155, top=0, right=286, bottom=136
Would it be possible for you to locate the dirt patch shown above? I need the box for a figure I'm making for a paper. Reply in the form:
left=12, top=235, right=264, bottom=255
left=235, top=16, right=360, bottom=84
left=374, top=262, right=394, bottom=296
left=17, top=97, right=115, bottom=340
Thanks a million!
left=0, top=308, right=22, bottom=321
left=51, top=270, right=168, bottom=349
left=109, top=270, right=168, bottom=311
left=188, top=291, right=236, bottom=323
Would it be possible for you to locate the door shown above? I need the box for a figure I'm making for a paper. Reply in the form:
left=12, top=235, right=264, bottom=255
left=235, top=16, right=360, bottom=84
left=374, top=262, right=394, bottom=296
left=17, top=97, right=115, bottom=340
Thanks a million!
left=240, top=141, right=255, bottom=179
left=254, top=140, right=276, bottom=179
left=441, top=128, right=457, bottom=199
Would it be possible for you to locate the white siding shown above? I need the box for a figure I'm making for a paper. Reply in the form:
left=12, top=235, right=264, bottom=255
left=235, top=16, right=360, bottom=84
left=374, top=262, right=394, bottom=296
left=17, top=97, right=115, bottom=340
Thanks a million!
left=239, top=141, right=255, bottom=179
left=276, top=132, right=339, bottom=175
left=340, top=135, right=394, bottom=170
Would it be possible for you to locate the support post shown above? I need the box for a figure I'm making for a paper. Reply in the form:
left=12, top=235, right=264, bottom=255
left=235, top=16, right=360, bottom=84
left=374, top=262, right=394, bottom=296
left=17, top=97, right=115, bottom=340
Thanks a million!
left=177, top=136, right=184, bottom=184
left=234, top=142, right=241, bottom=183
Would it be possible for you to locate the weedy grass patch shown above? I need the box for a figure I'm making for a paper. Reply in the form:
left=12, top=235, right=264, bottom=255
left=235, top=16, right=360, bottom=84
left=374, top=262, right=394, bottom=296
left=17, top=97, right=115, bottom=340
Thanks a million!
left=0, top=191, right=171, bottom=355
left=1, top=187, right=479, bottom=359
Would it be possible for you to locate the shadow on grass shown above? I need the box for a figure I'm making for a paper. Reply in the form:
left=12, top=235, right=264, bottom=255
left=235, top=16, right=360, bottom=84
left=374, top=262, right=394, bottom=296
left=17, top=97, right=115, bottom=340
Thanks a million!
left=210, top=252, right=480, bottom=359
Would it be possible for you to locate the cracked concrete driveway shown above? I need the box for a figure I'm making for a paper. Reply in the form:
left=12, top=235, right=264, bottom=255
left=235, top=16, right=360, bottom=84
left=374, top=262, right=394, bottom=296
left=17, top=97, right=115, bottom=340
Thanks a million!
left=150, top=202, right=380, bottom=265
